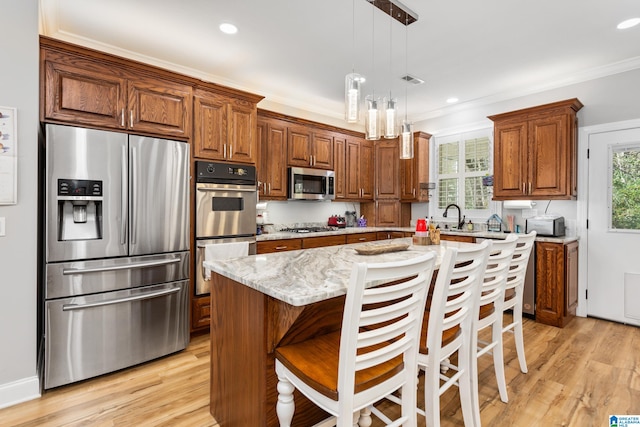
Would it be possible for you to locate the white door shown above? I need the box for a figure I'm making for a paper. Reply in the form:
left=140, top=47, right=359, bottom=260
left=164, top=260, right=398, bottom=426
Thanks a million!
left=587, top=125, right=640, bottom=326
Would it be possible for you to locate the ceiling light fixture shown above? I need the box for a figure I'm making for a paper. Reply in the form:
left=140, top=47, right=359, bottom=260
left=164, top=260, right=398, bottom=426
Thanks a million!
left=384, top=3, right=398, bottom=139
left=219, top=23, right=238, bottom=34
left=617, top=18, right=640, bottom=30
left=345, top=0, right=364, bottom=123
left=399, top=11, right=413, bottom=159
left=365, top=0, right=382, bottom=140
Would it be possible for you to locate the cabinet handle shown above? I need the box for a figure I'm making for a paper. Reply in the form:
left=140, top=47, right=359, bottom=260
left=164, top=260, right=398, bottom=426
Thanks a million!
left=121, top=109, right=125, bottom=127
left=130, top=110, right=133, bottom=128
left=413, top=188, right=416, bottom=197
left=522, top=182, right=526, bottom=195
left=229, top=145, right=232, bottom=159
left=529, top=182, right=532, bottom=194
left=358, top=237, right=366, bottom=241
left=223, top=144, right=227, bottom=158
left=268, top=183, right=271, bottom=194
left=275, top=246, right=288, bottom=250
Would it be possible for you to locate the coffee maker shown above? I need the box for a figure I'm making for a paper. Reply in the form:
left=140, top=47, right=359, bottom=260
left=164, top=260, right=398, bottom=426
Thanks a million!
left=345, top=210, right=357, bottom=227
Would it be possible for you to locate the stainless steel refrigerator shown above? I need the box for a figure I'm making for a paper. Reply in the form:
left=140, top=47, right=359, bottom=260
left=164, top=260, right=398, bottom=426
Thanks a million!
left=43, top=124, right=190, bottom=389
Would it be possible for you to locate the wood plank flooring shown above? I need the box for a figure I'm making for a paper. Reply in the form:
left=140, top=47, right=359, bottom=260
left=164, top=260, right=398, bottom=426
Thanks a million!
left=1, top=315, right=638, bottom=426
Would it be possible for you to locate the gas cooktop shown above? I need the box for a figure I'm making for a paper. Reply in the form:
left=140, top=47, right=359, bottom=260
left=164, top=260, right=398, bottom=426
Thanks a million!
left=279, top=226, right=338, bottom=233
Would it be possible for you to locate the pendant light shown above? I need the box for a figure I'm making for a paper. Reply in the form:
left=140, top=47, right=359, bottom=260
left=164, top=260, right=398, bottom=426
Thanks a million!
left=345, top=0, right=363, bottom=123
left=383, top=3, right=398, bottom=139
left=365, top=0, right=381, bottom=140
left=399, top=12, right=414, bottom=159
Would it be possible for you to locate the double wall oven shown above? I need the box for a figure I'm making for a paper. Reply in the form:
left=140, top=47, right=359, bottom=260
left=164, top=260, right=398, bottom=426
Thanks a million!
left=195, top=161, right=257, bottom=296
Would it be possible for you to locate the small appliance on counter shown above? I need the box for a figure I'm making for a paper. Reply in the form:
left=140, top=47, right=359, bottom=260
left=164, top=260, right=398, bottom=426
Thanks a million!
left=345, top=210, right=357, bottom=227
left=526, top=215, right=566, bottom=237
left=328, top=215, right=346, bottom=228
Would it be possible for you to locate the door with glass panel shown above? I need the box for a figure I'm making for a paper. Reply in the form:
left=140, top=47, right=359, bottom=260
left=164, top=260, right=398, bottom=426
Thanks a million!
left=587, top=126, right=640, bottom=326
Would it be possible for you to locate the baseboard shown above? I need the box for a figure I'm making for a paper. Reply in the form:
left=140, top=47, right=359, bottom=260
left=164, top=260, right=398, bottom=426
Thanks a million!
left=0, top=376, right=41, bottom=410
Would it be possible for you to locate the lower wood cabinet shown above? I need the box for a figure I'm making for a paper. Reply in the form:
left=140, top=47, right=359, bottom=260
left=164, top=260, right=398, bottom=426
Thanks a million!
left=535, top=241, right=578, bottom=327
left=346, top=232, right=378, bottom=243
left=302, top=235, right=346, bottom=248
left=257, top=239, right=303, bottom=254
left=192, top=297, right=211, bottom=331
left=377, top=231, right=406, bottom=240
left=440, top=234, right=476, bottom=243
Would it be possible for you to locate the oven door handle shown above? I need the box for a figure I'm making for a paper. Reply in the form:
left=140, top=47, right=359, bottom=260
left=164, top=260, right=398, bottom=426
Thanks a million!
left=62, top=258, right=181, bottom=275
left=62, top=286, right=181, bottom=311
left=196, top=187, right=256, bottom=192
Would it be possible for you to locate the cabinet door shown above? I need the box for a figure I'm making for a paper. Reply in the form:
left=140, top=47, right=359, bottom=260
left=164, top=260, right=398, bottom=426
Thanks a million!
left=310, top=131, right=334, bottom=170
left=359, top=139, right=375, bottom=200
left=287, top=126, right=312, bottom=167
left=564, top=241, right=579, bottom=318
left=375, top=201, right=401, bottom=226
left=227, top=98, right=257, bottom=164
left=257, top=239, right=302, bottom=254
left=302, top=235, right=346, bottom=249
left=334, top=136, right=346, bottom=199
left=400, top=155, right=418, bottom=201
left=346, top=232, right=378, bottom=243
left=535, top=242, right=565, bottom=327
left=43, top=54, right=126, bottom=129
left=128, top=76, right=192, bottom=138
left=375, top=140, right=400, bottom=199
left=528, top=114, right=569, bottom=197
left=258, top=119, right=287, bottom=199
left=346, top=138, right=362, bottom=199
left=193, top=90, right=227, bottom=160
left=493, top=120, right=528, bottom=198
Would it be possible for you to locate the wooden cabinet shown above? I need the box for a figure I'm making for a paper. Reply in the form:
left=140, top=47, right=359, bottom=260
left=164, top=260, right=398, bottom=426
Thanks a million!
left=535, top=241, right=578, bottom=327
left=193, top=88, right=257, bottom=163
left=346, top=232, right=378, bottom=243
left=400, top=132, right=431, bottom=201
left=377, top=231, right=405, bottom=240
left=489, top=99, right=583, bottom=200
left=302, top=235, right=346, bottom=249
left=257, top=118, right=288, bottom=199
left=287, top=127, right=334, bottom=170
left=257, top=239, right=303, bottom=254
left=440, top=234, right=476, bottom=243
left=192, top=297, right=211, bottom=331
left=337, top=137, right=374, bottom=201
left=42, top=44, right=192, bottom=139
left=374, top=139, right=401, bottom=199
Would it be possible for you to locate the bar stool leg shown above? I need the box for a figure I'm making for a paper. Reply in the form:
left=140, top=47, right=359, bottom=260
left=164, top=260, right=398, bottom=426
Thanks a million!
left=358, top=407, right=372, bottom=427
left=276, top=364, right=295, bottom=427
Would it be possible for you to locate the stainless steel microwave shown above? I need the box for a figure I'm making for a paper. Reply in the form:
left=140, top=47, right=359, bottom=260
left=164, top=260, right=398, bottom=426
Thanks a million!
left=288, top=167, right=335, bottom=201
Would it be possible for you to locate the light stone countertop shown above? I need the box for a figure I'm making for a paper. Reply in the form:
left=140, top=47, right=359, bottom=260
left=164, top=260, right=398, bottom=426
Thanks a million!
left=257, top=226, right=578, bottom=244
left=205, top=238, right=476, bottom=307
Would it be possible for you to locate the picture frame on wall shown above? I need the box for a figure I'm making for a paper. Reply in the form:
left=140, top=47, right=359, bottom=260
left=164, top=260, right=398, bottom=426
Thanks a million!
left=0, top=106, right=18, bottom=205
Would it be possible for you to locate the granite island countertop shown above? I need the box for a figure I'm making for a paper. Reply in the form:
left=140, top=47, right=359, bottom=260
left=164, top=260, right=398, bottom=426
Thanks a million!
left=205, top=238, right=475, bottom=307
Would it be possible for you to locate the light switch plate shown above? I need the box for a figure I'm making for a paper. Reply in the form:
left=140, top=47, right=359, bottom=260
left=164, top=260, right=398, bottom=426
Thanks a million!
left=0, top=217, right=5, bottom=236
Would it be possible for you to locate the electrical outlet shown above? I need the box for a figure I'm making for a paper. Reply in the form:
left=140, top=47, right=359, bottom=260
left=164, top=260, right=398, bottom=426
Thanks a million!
left=0, top=217, right=5, bottom=236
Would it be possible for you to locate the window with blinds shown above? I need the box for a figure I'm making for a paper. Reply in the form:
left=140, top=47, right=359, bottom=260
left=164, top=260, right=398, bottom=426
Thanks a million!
left=436, top=129, right=492, bottom=214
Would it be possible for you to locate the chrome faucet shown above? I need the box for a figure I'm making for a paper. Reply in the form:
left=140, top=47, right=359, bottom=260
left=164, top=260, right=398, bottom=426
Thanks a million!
left=443, top=203, right=466, bottom=229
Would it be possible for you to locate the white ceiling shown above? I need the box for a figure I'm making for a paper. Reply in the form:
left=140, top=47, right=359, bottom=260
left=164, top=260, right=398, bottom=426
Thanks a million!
left=39, top=0, right=640, bottom=125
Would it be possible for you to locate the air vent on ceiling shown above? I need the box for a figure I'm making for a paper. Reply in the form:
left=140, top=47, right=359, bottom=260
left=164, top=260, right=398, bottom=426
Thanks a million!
left=401, top=74, right=424, bottom=85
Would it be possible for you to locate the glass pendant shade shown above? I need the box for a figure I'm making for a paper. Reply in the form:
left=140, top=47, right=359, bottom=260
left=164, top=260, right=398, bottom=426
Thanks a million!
left=399, top=120, right=414, bottom=159
left=365, top=95, right=382, bottom=140
left=345, top=73, right=362, bottom=123
left=383, top=97, right=398, bottom=138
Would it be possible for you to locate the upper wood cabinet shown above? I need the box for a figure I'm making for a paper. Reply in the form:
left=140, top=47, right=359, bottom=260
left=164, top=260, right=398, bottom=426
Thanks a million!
left=193, top=88, right=257, bottom=164
left=42, top=44, right=192, bottom=139
left=337, top=137, right=374, bottom=201
left=374, top=139, right=401, bottom=199
left=287, top=127, right=334, bottom=170
left=257, top=117, right=288, bottom=199
left=400, top=131, right=431, bottom=202
left=488, top=98, right=583, bottom=200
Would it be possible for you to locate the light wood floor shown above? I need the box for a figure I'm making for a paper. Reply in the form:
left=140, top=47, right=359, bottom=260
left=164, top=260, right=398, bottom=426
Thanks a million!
left=1, top=315, right=638, bottom=426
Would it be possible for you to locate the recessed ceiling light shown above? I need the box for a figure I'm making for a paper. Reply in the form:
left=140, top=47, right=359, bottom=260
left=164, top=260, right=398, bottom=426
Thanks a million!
left=446, top=97, right=459, bottom=104
left=617, top=18, right=640, bottom=30
left=219, top=23, right=238, bottom=34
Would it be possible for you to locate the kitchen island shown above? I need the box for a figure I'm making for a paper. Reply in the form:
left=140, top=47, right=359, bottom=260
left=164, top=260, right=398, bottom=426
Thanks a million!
left=204, top=238, right=467, bottom=426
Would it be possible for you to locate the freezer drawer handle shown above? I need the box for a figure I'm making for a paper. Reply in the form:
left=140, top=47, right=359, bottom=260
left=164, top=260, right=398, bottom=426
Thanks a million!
left=62, top=286, right=181, bottom=311
left=62, top=258, right=181, bottom=275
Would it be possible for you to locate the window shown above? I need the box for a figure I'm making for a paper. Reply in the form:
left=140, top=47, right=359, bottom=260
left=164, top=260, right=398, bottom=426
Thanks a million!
left=610, top=144, right=640, bottom=230
left=435, top=129, right=492, bottom=216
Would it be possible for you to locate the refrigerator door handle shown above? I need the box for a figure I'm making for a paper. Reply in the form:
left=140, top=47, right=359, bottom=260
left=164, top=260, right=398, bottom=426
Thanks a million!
left=62, top=258, right=181, bottom=275
left=120, top=145, right=128, bottom=245
left=130, top=145, right=137, bottom=245
left=62, top=286, right=181, bottom=311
